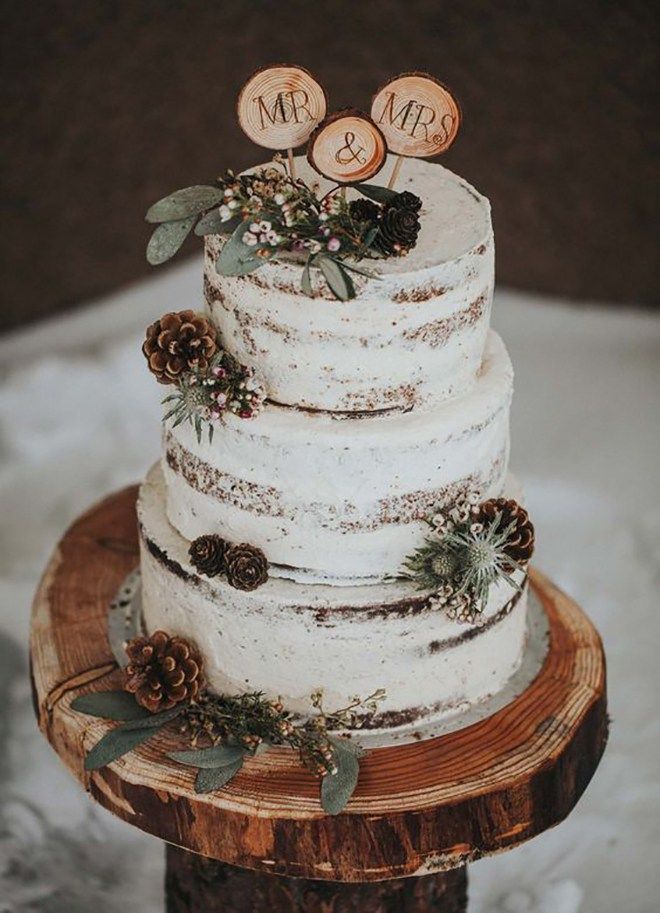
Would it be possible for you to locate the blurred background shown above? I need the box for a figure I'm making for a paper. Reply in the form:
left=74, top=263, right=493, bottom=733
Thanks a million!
left=1, top=3, right=658, bottom=912
left=1, top=0, right=658, bottom=331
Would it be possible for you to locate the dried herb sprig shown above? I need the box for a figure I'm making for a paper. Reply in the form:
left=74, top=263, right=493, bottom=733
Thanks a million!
left=180, top=687, right=385, bottom=779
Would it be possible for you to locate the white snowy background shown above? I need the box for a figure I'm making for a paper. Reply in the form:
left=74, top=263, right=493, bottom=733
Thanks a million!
left=0, top=260, right=658, bottom=913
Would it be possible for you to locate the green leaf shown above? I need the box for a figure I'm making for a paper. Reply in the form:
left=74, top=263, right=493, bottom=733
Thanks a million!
left=340, top=261, right=379, bottom=279
left=146, top=186, right=224, bottom=223
left=215, top=221, right=263, bottom=277
left=72, top=691, right=151, bottom=721
left=195, top=758, right=244, bottom=793
left=195, top=209, right=238, bottom=236
left=318, top=256, right=355, bottom=301
left=321, top=738, right=361, bottom=815
left=357, top=183, right=398, bottom=205
left=169, top=744, right=245, bottom=769
left=119, top=704, right=184, bottom=731
left=84, top=725, right=155, bottom=771
left=147, top=217, right=196, bottom=265
left=301, top=257, right=314, bottom=297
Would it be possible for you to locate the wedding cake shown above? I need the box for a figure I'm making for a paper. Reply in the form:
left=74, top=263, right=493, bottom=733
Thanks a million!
left=136, top=155, right=534, bottom=740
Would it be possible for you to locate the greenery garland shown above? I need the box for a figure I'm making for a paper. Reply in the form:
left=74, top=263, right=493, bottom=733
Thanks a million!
left=72, top=632, right=386, bottom=816
left=145, top=160, right=422, bottom=301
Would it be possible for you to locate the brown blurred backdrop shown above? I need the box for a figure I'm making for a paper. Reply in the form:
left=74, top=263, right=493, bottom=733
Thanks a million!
left=1, top=1, right=658, bottom=332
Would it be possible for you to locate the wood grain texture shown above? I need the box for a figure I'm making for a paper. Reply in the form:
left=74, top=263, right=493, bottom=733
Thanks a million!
left=237, top=65, right=327, bottom=150
left=30, top=486, right=608, bottom=882
left=307, top=110, right=387, bottom=184
left=165, top=847, right=467, bottom=912
left=372, top=73, right=461, bottom=158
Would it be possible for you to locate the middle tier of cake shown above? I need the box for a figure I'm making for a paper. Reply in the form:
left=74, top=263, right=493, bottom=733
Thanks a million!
left=162, top=330, right=512, bottom=584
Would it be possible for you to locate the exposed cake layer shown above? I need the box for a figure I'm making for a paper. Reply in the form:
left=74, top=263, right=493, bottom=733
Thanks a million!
left=204, top=157, right=493, bottom=412
left=139, top=464, right=528, bottom=736
left=162, top=330, right=512, bottom=584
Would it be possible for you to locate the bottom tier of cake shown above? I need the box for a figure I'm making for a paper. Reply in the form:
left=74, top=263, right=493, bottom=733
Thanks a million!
left=138, top=465, right=528, bottom=740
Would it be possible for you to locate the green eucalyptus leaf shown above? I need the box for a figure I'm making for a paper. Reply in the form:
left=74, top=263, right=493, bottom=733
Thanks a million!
left=195, top=758, right=244, bottom=794
left=340, top=261, right=379, bottom=279
left=146, top=186, right=224, bottom=223
left=72, top=691, right=151, bottom=721
left=320, top=737, right=361, bottom=816
left=356, top=183, right=398, bottom=205
left=169, top=744, right=245, bottom=769
left=147, top=217, right=196, bottom=265
left=195, top=209, right=238, bottom=236
left=119, top=704, right=184, bottom=731
left=301, top=257, right=314, bottom=297
left=84, top=725, right=155, bottom=771
left=215, top=221, right=263, bottom=277
left=318, top=256, right=355, bottom=301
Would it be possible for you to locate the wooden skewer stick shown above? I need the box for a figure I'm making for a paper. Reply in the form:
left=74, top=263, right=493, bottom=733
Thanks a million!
left=287, top=147, right=296, bottom=180
left=387, top=154, right=404, bottom=190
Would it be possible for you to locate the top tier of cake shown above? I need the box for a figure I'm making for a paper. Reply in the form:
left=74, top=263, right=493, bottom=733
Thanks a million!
left=204, top=156, right=494, bottom=413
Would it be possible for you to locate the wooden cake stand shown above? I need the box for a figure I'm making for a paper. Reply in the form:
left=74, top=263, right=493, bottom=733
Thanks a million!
left=30, top=487, right=608, bottom=912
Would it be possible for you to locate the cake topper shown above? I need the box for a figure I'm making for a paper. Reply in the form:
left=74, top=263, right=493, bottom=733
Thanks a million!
left=307, top=109, right=387, bottom=184
left=371, top=73, right=461, bottom=188
left=237, top=64, right=327, bottom=178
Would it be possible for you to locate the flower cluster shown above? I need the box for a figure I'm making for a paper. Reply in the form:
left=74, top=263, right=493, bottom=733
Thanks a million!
left=214, top=165, right=366, bottom=262
left=404, top=493, right=535, bottom=624
left=162, top=348, right=266, bottom=444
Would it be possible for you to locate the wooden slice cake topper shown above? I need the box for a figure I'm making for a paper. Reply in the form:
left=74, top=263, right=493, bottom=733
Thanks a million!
left=371, top=72, right=461, bottom=158
left=307, top=109, right=387, bottom=184
left=237, top=64, right=327, bottom=150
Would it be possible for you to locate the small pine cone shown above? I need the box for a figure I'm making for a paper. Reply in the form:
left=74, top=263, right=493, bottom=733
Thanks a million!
left=189, top=534, right=227, bottom=577
left=393, top=190, right=422, bottom=213
left=348, top=197, right=380, bottom=224
left=445, top=592, right=481, bottom=625
left=142, top=310, right=217, bottom=384
left=124, top=630, right=204, bottom=712
left=373, top=203, right=421, bottom=256
left=225, top=543, right=269, bottom=591
left=479, top=498, right=535, bottom=564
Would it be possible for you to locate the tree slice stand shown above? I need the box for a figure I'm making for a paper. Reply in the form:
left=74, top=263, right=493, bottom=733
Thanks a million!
left=30, top=487, right=608, bottom=912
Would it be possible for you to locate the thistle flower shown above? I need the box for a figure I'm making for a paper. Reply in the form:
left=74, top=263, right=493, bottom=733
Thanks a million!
left=443, top=510, right=525, bottom=611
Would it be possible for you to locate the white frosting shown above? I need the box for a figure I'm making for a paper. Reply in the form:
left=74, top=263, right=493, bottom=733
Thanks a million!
left=204, top=157, right=494, bottom=412
left=139, top=464, right=528, bottom=734
left=162, top=330, right=512, bottom=583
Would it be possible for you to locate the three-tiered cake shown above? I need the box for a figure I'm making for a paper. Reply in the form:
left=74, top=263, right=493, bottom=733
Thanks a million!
left=137, top=156, right=529, bottom=740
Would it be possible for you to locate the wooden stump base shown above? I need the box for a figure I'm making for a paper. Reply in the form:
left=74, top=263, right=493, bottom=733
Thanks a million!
left=165, top=846, right=467, bottom=913
left=30, top=486, right=608, bottom=908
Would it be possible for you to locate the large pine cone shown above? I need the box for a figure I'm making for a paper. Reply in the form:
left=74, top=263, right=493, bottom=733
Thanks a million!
left=189, top=534, right=227, bottom=577
left=479, top=498, right=535, bottom=563
left=225, top=543, right=269, bottom=591
left=124, top=631, right=204, bottom=712
left=142, top=310, right=217, bottom=384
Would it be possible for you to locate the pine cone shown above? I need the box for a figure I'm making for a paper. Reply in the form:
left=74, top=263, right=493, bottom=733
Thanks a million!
left=142, top=310, right=217, bottom=384
left=479, top=498, right=535, bottom=564
left=374, top=203, right=421, bottom=256
left=394, top=190, right=422, bottom=213
left=189, top=534, right=227, bottom=577
left=124, top=631, right=204, bottom=712
left=225, top=543, right=269, bottom=591
left=348, top=197, right=380, bottom=224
